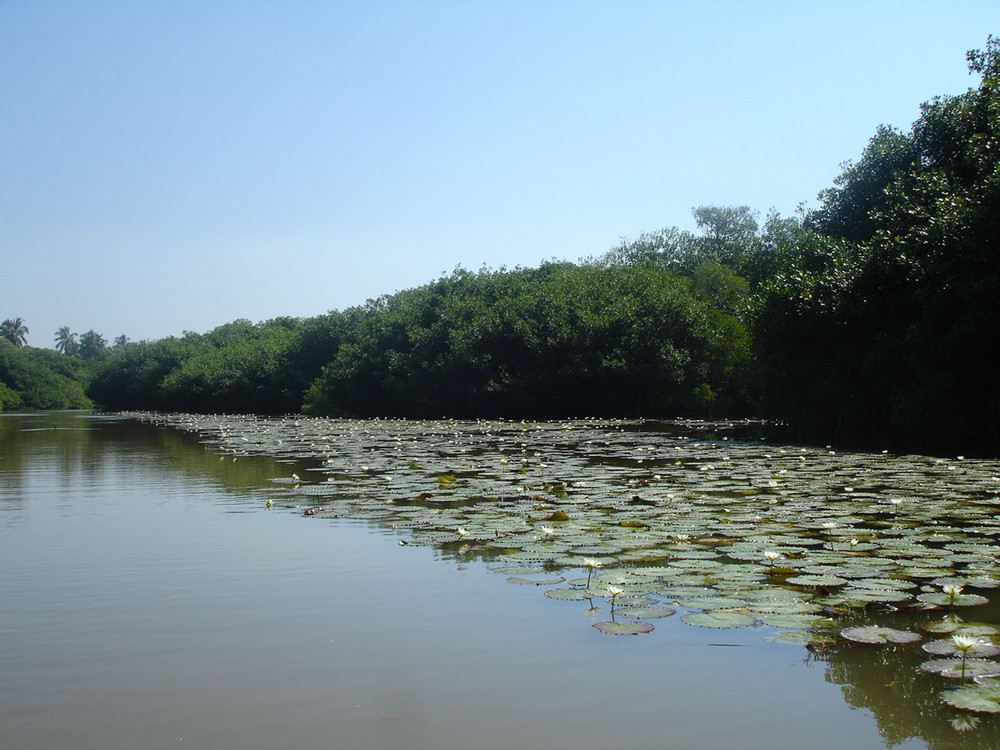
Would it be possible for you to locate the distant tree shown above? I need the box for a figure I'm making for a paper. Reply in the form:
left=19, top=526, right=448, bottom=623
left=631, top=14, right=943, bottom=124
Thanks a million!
left=78, top=330, right=108, bottom=360
left=0, top=341, right=92, bottom=410
left=54, top=326, right=79, bottom=356
left=1, top=318, right=29, bottom=348
left=113, top=334, right=130, bottom=350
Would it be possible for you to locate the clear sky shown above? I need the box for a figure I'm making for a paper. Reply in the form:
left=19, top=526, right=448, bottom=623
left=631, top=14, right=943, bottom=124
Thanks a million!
left=3, top=1, right=998, bottom=347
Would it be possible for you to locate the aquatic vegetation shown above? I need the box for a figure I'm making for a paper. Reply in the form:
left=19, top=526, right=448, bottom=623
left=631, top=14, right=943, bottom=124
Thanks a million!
left=941, top=679, right=1000, bottom=714
left=128, top=412, right=1000, bottom=715
left=840, top=625, right=922, bottom=645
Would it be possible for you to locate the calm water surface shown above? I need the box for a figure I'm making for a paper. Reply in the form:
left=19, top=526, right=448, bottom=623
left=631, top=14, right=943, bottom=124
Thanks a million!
left=0, top=412, right=983, bottom=749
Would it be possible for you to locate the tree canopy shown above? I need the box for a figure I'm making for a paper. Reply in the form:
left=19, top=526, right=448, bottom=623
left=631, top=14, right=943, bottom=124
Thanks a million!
left=13, top=39, right=1000, bottom=456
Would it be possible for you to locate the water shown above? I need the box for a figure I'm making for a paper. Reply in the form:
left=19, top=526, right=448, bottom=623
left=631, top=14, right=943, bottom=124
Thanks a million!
left=0, top=412, right=990, bottom=749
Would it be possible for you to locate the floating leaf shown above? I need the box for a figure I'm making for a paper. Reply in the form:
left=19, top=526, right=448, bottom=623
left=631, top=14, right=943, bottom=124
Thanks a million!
left=840, top=625, right=922, bottom=644
left=759, top=614, right=835, bottom=630
left=920, top=658, right=1000, bottom=679
left=941, top=680, right=1000, bottom=713
left=923, top=638, right=1000, bottom=658
left=786, top=574, right=848, bottom=587
left=593, top=620, right=654, bottom=636
left=917, top=592, right=990, bottom=608
left=544, top=588, right=592, bottom=601
left=614, top=605, right=676, bottom=619
left=681, top=610, right=757, bottom=629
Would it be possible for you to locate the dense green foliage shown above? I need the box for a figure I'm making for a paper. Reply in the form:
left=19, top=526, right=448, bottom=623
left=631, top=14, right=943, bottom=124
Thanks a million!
left=754, top=38, right=1000, bottom=455
left=0, top=341, right=93, bottom=410
left=15, top=39, right=1000, bottom=455
left=302, top=263, right=751, bottom=418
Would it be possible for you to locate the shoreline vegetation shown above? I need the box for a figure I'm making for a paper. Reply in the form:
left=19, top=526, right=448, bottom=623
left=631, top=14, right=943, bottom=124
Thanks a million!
left=3, top=39, right=999, bottom=457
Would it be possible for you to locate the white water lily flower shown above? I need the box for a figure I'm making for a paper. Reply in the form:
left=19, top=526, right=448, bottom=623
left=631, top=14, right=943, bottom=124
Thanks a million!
left=583, top=558, right=602, bottom=587
left=606, top=585, right=624, bottom=598
left=952, top=634, right=981, bottom=653
left=457, top=527, right=468, bottom=538
left=540, top=526, right=554, bottom=538
left=763, top=551, right=782, bottom=564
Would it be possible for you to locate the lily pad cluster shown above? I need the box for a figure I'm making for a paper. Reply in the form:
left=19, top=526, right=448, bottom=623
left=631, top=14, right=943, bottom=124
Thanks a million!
left=129, top=413, right=1000, bottom=709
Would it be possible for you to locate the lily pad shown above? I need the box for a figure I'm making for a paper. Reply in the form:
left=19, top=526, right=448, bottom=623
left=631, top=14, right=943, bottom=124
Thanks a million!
left=614, top=605, right=676, bottom=619
left=923, top=638, right=1000, bottom=658
left=917, top=592, right=990, bottom=608
left=920, top=658, right=1000, bottom=679
left=681, top=610, right=757, bottom=629
left=593, top=620, right=655, bottom=636
left=941, top=680, right=1000, bottom=713
left=544, top=588, right=593, bottom=601
left=840, top=625, right=922, bottom=644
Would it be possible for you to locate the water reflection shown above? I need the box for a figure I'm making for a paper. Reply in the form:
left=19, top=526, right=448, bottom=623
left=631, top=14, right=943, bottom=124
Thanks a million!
left=6, top=412, right=1000, bottom=748
left=811, top=613, right=1000, bottom=749
left=0, top=412, right=316, bottom=522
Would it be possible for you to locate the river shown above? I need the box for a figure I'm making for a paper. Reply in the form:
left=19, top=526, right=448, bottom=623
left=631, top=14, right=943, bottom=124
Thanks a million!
left=4, top=411, right=998, bottom=749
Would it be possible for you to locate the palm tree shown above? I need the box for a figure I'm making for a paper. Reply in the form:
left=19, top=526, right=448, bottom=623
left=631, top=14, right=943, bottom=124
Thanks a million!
left=1, top=318, right=29, bottom=348
left=78, top=330, right=108, bottom=360
left=55, top=326, right=79, bottom=356
left=113, top=334, right=130, bottom=350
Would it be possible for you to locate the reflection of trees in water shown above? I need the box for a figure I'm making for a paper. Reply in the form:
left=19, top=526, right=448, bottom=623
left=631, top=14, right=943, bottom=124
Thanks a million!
left=0, top=413, right=314, bottom=521
left=811, top=622, right=1000, bottom=749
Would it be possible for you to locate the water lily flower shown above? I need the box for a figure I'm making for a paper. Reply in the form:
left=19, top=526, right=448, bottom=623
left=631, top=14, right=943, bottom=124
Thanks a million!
left=763, top=551, right=782, bottom=567
left=540, top=525, right=554, bottom=538
left=457, top=527, right=468, bottom=538
left=952, top=634, right=981, bottom=654
left=675, top=534, right=691, bottom=542
left=606, top=585, right=624, bottom=610
left=943, top=584, right=965, bottom=604
left=584, top=558, right=602, bottom=587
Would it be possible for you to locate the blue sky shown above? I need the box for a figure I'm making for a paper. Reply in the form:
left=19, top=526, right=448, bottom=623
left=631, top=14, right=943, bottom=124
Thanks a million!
left=3, top=1, right=998, bottom=347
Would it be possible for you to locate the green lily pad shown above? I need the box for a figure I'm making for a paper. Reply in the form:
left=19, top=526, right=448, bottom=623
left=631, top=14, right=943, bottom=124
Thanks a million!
left=681, top=610, right=757, bottom=629
left=759, top=613, right=835, bottom=630
left=923, top=638, right=1000, bottom=658
left=917, top=592, right=990, bottom=608
left=786, top=574, right=848, bottom=587
left=920, top=658, right=1000, bottom=679
left=840, top=625, right=922, bottom=644
left=593, top=620, right=655, bottom=636
left=941, top=680, right=1000, bottom=713
left=614, top=605, right=676, bottom=619
left=544, top=588, right=593, bottom=601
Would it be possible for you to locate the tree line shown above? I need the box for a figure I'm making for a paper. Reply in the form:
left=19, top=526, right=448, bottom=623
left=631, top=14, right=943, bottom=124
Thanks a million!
left=4, top=39, right=998, bottom=456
